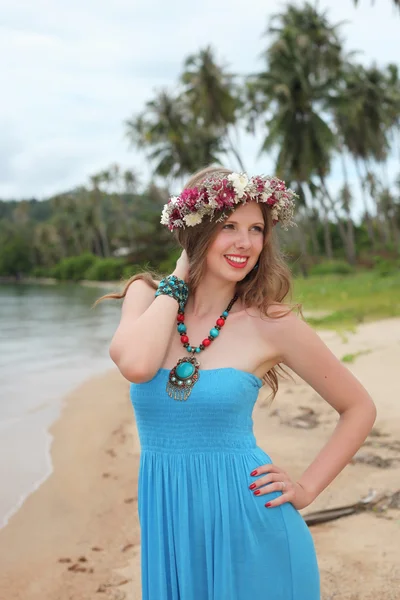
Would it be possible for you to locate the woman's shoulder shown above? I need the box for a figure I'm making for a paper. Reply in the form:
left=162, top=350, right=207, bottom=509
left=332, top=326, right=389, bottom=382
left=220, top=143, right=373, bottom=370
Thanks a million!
left=248, top=301, right=301, bottom=322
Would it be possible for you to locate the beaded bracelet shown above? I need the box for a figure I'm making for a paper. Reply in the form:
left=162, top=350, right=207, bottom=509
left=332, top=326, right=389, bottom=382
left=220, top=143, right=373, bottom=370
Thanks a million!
left=155, top=275, right=189, bottom=311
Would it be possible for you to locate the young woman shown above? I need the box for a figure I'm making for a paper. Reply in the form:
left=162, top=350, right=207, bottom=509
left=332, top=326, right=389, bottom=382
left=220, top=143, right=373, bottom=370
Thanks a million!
left=104, top=166, right=376, bottom=600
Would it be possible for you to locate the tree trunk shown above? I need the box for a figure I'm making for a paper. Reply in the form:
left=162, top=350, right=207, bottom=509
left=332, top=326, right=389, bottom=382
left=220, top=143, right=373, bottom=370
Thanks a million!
left=293, top=221, right=310, bottom=277
left=320, top=176, right=356, bottom=264
left=354, top=160, right=376, bottom=248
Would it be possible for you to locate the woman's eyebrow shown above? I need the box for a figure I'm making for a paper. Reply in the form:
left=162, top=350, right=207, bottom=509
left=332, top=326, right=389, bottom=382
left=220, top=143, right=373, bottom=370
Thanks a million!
left=226, top=220, right=265, bottom=226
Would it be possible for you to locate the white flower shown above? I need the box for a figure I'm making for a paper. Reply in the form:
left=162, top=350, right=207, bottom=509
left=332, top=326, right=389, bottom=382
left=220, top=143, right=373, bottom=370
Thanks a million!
left=183, top=212, right=203, bottom=227
left=271, top=208, right=279, bottom=221
left=261, top=190, right=272, bottom=203
left=169, top=196, right=179, bottom=205
left=227, top=172, right=249, bottom=199
left=160, top=205, right=170, bottom=225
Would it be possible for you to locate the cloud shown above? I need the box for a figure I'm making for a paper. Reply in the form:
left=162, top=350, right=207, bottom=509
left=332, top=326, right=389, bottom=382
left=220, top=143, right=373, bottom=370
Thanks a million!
left=0, top=0, right=399, bottom=200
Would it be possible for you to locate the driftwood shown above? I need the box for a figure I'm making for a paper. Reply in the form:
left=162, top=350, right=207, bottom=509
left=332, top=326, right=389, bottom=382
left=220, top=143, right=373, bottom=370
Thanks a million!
left=303, top=489, right=400, bottom=527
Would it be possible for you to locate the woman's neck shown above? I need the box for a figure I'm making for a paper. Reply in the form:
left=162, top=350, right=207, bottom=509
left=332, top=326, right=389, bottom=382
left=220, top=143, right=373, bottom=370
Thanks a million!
left=185, top=279, right=241, bottom=319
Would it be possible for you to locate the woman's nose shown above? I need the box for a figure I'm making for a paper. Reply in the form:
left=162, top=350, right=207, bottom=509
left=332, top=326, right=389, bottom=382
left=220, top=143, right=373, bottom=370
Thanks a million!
left=235, top=231, right=251, bottom=249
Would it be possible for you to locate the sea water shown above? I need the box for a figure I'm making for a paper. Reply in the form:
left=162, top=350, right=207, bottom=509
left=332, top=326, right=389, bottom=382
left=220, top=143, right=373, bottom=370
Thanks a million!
left=0, top=282, right=120, bottom=528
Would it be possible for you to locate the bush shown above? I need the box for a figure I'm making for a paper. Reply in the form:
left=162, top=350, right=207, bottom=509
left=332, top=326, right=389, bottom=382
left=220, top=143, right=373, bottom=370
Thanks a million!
left=122, top=264, right=143, bottom=280
left=52, top=253, right=98, bottom=281
left=309, top=260, right=354, bottom=276
left=84, top=257, right=126, bottom=281
left=31, top=266, right=53, bottom=277
left=157, top=248, right=182, bottom=275
left=372, top=256, right=400, bottom=277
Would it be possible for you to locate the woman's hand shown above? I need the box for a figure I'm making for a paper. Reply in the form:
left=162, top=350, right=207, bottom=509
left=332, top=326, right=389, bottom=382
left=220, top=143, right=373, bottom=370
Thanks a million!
left=172, top=249, right=190, bottom=282
left=249, top=463, right=315, bottom=510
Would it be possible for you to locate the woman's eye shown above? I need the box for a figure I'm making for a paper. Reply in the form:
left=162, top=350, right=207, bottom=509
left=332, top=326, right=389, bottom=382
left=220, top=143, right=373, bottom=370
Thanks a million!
left=223, top=224, right=264, bottom=232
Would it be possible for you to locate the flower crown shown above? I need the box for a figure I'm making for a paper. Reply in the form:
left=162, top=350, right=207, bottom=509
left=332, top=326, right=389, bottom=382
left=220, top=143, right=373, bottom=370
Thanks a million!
left=160, top=172, right=298, bottom=232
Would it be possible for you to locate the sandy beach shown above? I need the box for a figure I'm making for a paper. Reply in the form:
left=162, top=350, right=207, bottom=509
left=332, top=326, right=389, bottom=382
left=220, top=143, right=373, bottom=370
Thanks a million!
left=0, top=318, right=399, bottom=600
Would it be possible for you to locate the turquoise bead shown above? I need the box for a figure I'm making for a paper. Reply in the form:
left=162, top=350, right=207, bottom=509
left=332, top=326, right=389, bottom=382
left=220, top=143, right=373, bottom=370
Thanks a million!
left=210, top=328, right=219, bottom=338
left=176, top=361, right=195, bottom=380
left=186, top=346, right=192, bottom=352
left=222, top=311, right=228, bottom=317
left=195, top=347, right=201, bottom=353
left=177, top=323, right=187, bottom=333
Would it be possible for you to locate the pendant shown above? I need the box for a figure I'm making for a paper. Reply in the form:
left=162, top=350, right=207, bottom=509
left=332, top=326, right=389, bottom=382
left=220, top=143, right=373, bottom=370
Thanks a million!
left=166, top=356, right=200, bottom=401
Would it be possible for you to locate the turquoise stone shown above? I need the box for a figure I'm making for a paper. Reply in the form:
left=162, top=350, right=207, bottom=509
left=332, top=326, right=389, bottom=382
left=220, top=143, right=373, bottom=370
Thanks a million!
left=210, top=328, right=219, bottom=338
left=195, top=347, right=201, bottom=353
left=222, top=311, right=228, bottom=317
left=177, top=323, right=187, bottom=333
left=186, top=346, right=192, bottom=352
left=176, top=361, right=195, bottom=380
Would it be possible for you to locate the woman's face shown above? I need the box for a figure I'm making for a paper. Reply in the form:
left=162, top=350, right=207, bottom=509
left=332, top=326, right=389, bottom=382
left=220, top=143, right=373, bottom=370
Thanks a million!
left=205, top=201, right=265, bottom=282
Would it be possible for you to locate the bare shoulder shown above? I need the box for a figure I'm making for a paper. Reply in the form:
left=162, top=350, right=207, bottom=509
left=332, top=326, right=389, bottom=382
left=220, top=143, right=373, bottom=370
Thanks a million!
left=253, top=302, right=301, bottom=326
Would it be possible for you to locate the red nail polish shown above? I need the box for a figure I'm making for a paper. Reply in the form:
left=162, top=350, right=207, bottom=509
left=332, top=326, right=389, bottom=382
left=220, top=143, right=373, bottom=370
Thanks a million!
left=249, top=483, right=256, bottom=490
left=265, top=502, right=272, bottom=507
left=254, top=490, right=260, bottom=496
left=250, top=470, right=258, bottom=476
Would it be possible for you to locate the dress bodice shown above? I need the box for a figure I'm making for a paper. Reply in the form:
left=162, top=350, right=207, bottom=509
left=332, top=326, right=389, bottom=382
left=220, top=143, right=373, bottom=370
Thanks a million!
left=130, top=368, right=263, bottom=453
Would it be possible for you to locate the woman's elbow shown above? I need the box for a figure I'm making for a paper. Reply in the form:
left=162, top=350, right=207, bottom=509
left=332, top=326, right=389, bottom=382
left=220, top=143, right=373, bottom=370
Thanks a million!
left=109, top=346, right=156, bottom=384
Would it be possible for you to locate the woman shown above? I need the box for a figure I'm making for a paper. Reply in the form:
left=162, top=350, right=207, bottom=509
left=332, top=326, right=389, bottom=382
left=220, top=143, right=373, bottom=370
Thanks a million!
left=104, top=166, right=376, bottom=599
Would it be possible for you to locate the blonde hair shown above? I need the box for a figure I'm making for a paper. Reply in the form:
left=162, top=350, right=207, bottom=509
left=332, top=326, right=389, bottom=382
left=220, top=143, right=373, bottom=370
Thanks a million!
left=96, top=165, right=302, bottom=402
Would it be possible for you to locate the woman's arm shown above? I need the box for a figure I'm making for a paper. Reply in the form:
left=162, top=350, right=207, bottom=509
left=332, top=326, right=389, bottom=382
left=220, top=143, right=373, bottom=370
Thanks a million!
left=110, top=253, right=189, bottom=383
left=275, top=312, right=377, bottom=502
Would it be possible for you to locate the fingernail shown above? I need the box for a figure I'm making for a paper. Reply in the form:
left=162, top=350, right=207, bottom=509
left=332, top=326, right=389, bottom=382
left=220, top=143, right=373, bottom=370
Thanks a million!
left=250, top=470, right=258, bottom=476
left=253, top=490, right=260, bottom=496
left=265, top=502, right=272, bottom=507
left=249, top=483, right=256, bottom=490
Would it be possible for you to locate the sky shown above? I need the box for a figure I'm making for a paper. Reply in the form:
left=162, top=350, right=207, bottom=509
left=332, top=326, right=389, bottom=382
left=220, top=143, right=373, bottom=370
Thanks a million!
left=1, top=0, right=399, bottom=206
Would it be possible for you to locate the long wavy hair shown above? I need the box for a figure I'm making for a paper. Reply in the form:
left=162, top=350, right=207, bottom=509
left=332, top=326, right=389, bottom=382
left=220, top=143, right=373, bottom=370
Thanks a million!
left=96, top=165, right=302, bottom=402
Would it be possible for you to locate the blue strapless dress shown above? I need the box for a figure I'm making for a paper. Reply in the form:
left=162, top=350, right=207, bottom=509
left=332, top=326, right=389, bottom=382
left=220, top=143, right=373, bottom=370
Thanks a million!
left=130, top=368, right=320, bottom=600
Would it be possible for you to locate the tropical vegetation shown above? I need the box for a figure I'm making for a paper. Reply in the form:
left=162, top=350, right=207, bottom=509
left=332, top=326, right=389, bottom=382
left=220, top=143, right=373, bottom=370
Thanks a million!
left=0, top=2, right=399, bottom=285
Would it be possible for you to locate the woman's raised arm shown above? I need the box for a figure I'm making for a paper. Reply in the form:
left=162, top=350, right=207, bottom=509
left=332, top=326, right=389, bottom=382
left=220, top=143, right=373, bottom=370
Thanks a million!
left=109, top=252, right=189, bottom=383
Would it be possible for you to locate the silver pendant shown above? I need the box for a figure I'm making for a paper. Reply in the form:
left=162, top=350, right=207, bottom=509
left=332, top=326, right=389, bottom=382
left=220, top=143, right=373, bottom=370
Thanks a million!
left=166, top=356, right=200, bottom=401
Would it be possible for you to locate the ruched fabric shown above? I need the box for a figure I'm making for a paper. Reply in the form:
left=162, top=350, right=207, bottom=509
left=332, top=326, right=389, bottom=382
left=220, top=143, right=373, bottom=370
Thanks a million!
left=130, top=368, right=320, bottom=600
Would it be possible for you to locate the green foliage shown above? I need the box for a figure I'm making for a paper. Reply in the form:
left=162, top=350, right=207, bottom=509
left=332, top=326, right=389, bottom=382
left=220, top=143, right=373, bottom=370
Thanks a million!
left=309, top=260, right=354, bottom=276
left=0, top=229, right=33, bottom=276
left=294, top=271, right=400, bottom=328
left=372, top=255, right=400, bottom=277
left=341, top=350, right=371, bottom=363
left=122, top=264, right=143, bottom=280
left=157, top=247, right=182, bottom=275
left=52, top=253, right=98, bottom=281
left=30, top=266, right=53, bottom=277
left=84, top=257, right=126, bottom=281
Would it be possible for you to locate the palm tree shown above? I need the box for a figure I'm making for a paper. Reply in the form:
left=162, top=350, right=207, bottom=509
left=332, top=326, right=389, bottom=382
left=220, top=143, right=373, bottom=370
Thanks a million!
left=180, top=46, right=245, bottom=171
left=126, top=90, right=222, bottom=182
left=248, top=4, right=357, bottom=264
left=331, top=63, right=395, bottom=247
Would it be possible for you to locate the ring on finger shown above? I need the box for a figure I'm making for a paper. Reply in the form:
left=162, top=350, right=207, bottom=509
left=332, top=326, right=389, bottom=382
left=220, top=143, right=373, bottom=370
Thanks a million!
left=281, top=481, right=286, bottom=491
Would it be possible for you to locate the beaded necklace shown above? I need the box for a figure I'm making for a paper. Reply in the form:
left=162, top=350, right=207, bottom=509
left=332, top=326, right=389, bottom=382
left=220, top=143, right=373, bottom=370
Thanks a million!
left=166, top=294, right=239, bottom=401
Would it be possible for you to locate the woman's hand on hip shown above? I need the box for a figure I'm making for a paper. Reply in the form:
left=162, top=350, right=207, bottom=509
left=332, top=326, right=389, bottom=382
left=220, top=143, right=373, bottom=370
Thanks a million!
left=249, top=463, right=315, bottom=510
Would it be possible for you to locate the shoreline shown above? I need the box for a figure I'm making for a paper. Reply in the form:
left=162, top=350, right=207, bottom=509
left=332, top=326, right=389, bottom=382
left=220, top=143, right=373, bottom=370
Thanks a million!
left=0, top=276, right=120, bottom=289
left=1, top=318, right=400, bottom=599
left=0, top=428, right=53, bottom=530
